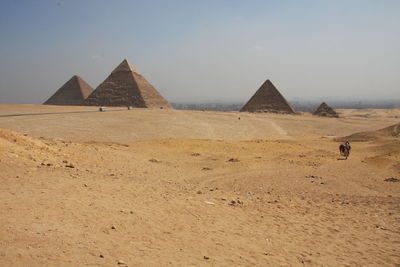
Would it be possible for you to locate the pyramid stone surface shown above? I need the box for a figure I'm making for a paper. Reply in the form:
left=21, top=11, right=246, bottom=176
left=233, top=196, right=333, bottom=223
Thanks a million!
left=240, top=80, right=295, bottom=113
left=44, top=75, right=93, bottom=106
left=84, top=59, right=172, bottom=108
left=312, top=102, right=339, bottom=118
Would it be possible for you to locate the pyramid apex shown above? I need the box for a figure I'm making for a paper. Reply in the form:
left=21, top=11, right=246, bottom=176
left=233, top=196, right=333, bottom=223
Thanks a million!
left=262, top=79, right=274, bottom=87
left=111, top=59, right=140, bottom=74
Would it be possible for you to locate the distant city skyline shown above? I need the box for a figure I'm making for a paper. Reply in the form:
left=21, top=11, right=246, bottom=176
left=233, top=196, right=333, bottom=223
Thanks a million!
left=0, top=0, right=399, bottom=104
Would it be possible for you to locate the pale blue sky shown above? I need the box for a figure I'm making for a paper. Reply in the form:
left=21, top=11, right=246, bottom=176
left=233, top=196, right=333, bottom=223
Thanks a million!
left=0, top=0, right=399, bottom=103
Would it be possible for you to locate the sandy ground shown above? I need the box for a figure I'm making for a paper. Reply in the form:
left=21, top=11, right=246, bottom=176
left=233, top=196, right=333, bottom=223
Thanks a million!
left=0, top=104, right=399, bottom=266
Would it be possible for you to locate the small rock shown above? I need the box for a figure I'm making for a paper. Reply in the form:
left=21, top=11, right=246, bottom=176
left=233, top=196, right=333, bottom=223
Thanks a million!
left=227, top=158, right=240, bottom=162
left=196, top=190, right=202, bottom=194
left=65, top=164, right=75, bottom=168
left=99, top=254, right=104, bottom=258
left=149, top=159, right=160, bottom=163
left=221, top=197, right=227, bottom=201
left=384, top=177, right=400, bottom=183
left=117, top=259, right=125, bottom=265
left=306, top=175, right=323, bottom=180
left=203, top=256, right=209, bottom=260
left=111, top=226, right=116, bottom=230
left=191, top=153, right=201, bottom=156
left=202, top=167, right=212, bottom=171
left=62, top=160, right=68, bottom=163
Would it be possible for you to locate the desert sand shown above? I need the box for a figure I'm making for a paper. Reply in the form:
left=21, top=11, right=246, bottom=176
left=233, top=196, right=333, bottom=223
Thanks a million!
left=0, top=104, right=399, bottom=266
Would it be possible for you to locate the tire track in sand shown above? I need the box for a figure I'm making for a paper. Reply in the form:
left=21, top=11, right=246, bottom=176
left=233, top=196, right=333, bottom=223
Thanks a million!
left=269, top=120, right=289, bottom=138
left=249, top=116, right=290, bottom=139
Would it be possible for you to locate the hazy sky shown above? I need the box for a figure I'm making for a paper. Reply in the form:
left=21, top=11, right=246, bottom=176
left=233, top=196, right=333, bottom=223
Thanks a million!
left=0, top=0, right=399, bottom=104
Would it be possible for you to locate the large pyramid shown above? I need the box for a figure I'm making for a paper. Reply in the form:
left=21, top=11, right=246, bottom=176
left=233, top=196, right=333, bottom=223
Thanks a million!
left=240, top=79, right=295, bottom=113
left=312, top=102, right=339, bottom=118
left=84, top=59, right=172, bottom=108
left=44, top=75, right=93, bottom=106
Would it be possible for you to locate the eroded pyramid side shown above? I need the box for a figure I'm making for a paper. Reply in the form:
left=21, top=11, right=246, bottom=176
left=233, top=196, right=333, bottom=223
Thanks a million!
left=132, top=72, right=172, bottom=108
left=240, top=80, right=295, bottom=113
left=44, top=75, right=93, bottom=106
left=84, top=66, right=147, bottom=107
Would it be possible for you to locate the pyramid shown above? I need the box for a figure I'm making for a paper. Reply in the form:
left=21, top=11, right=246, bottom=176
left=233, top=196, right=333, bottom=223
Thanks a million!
left=240, top=79, right=295, bottom=113
left=44, top=75, right=93, bottom=106
left=84, top=59, right=172, bottom=108
left=312, top=102, right=339, bottom=118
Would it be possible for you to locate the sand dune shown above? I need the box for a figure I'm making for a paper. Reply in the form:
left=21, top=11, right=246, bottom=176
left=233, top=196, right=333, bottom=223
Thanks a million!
left=338, top=122, right=400, bottom=142
left=0, top=104, right=399, bottom=266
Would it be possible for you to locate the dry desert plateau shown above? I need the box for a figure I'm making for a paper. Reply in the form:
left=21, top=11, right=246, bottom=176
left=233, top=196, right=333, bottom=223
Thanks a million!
left=0, top=104, right=399, bottom=266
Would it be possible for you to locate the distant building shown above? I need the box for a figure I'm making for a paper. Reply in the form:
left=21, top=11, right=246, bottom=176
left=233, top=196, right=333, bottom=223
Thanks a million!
left=240, top=79, right=295, bottom=114
left=84, top=59, right=172, bottom=108
left=44, top=75, right=93, bottom=106
left=312, top=102, right=339, bottom=118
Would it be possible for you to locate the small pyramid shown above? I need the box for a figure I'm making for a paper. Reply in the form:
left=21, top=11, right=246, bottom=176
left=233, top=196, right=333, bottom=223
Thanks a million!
left=84, top=59, right=172, bottom=108
left=240, top=79, right=295, bottom=113
left=44, top=75, right=93, bottom=106
left=312, top=102, right=339, bottom=118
